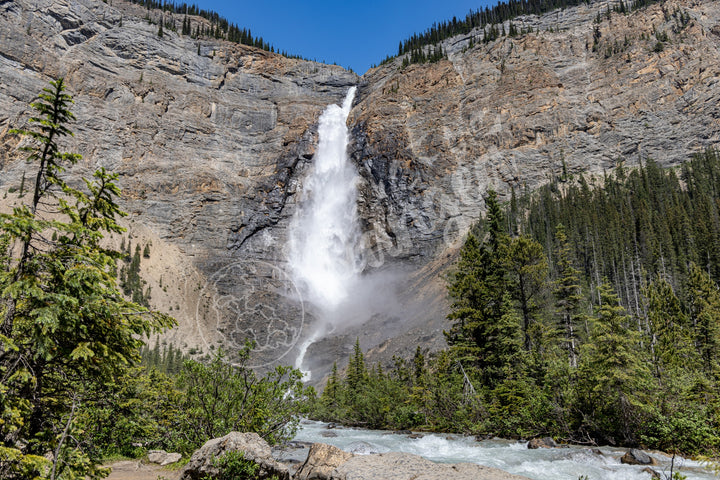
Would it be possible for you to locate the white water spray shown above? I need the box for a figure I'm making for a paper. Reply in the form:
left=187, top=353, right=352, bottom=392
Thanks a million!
left=289, top=87, right=359, bottom=377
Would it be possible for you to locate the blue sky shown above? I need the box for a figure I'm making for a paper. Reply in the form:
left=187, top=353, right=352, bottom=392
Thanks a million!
left=196, top=0, right=496, bottom=74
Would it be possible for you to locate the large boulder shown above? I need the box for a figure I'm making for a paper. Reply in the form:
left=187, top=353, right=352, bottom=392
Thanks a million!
left=527, top=437, right=558, bottom=449
left=179, top=432, right=290, bottom=480
left=332, top=451, right=531, bottom=480
left=620, top=449, right=658, bottom=466
left=294, top=443, right=354, bottom=480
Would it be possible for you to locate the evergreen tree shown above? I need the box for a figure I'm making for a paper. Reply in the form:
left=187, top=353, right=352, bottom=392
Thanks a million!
left=686, top=263, right=720, bottom=378
left=553, top=224, right=583, bottom=368
left=413, top=345, right=425, bottom=386
left=646, top=276, right=698, bottom=388
left=0, top=79, right=173, bottom=479
left=446, top=190, right=519, bottom=387
left=505, top=235, right=548, bottom=352
left=322, top=362, right=340, bottom=407
left=578, top=281, right=652, bottom=445
left=346, top=338, right=367, bottom=395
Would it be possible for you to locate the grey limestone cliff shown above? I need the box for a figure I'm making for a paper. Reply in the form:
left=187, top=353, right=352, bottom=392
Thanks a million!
left=2, top=0, right=720, bottom=374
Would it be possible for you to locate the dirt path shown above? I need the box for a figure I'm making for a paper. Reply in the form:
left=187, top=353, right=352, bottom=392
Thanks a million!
left=104, top=461, right=181, bottom=480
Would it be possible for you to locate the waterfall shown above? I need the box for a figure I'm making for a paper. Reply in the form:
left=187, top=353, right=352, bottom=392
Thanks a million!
left=288, top=87, right=359, bottom=377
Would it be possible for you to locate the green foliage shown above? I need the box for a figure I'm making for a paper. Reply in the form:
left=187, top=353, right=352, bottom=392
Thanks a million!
left=0, top=78, right=175, bottom=479
left=76, top=367, right=185, bottom=458
left=120, top=243, right=150, bottom=306
left=78, top=343, right=312, bottom=458
left=141, top=337, right=187, bottom=374
left=209, top=451, right=258, bottom=480
left=686, top=264, right=720, bottom=378
left=316, top=152, right=720, bottom=456
left=0, top=446, right=51, bottom=480
left=505, top=234, right=548, bottom=352
left=553, top=224, right=584, bottom=368
left=641, top=408, right=720, bottom=455
left=177, top=345, right=311, bottom=448
left=577, top=281, right=653, bottom=445
left=445, top=191, right=521, bottom=387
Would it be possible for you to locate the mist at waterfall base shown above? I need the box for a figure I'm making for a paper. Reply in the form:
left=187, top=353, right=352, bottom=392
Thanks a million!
left=287, top=87, right=412, bottom=380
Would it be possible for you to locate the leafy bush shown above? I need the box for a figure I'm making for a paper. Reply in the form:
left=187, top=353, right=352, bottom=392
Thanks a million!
left=207, top=450, right=277, bottom=480
left=641, top=409, right=720, bottom=455
left=79, top=343, right=312, bottom=457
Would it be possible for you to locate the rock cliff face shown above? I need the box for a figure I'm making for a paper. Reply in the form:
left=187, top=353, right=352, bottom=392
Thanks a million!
left=350, top=0, right=720, bottom=264
left=337, top=0, right=720, bottom=369
left=0, top=0, right=358, bottom=365
left=2, top=0, right=720, bottom=374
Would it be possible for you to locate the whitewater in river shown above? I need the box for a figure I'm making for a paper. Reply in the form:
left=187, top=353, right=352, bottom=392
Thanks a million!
left=288, top=87, right=360, bottom=378
left=293, top=421, right=715, bottom=480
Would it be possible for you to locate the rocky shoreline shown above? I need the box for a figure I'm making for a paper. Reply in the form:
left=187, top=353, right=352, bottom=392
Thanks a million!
left=105, top=427, right=683, bottom=480
left=174, top=432, right=530, bottom=480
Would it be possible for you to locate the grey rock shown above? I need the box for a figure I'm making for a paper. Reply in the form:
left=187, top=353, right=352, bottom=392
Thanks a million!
left=147, top=449, right=168, bottom=464
left=527, top=437, right=558, bottom=449
left=3, top=0, right=720, bottom=383
left=344, top=441, right=386, bottom=455
left=620, top=449, right=658, bottom=466
left=161, top=452, right=182, bottom=466
left=336, top=0, right=720, bottom=373
left=179, top=432, right=289, bottom=480
left=294, top=443, right=353, bottom=480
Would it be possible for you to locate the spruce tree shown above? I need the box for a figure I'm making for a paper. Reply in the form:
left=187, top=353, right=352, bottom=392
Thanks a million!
left=346, top=338, right=367, bottom=395
left=446, top=190, right=518, bottom=387
left=0, top=79, right=173, bottom=479
left=646, top=276, right=698, bottom=386
left=686, top=262, right=720, bottom=378
left=506, top=235, right=548, bottom=352
left=578, top=281, right=652, bottom=445
left=553, top=224, right=583, bottom=368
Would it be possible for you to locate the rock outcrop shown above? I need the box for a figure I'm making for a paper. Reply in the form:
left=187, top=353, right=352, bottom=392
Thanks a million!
left=179, top=432, right=290, bottom=480
left=181, top=437, right=529, bottom=480
left=341, top=0, right=720, bottom=368
left=2, top=0, right=720, bottom=375
left=0, top=0, right=358, bottom=368
left=293, top=443, right=353, bottom=480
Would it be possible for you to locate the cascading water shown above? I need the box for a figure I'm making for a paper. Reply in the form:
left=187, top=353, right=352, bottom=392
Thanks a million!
left=288, top=87, right=359, bottom=378
left=292, top=421, right=716, bottom=480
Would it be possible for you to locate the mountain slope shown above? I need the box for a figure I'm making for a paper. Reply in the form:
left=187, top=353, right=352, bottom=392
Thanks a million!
left=341, top=0, right=720, bottom=371
left=2, top=0, right=720, bottom=378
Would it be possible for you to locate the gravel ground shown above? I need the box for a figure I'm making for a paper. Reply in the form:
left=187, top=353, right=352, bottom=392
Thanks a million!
left=104, top=460, right=181, bottom=480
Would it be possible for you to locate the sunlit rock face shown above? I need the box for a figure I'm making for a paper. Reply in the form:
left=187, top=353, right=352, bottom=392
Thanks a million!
left=2, top=0, right=720, bottom=378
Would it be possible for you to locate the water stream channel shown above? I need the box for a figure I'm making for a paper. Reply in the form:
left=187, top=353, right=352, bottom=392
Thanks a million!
left=292, top=420, right=715, bottom=480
